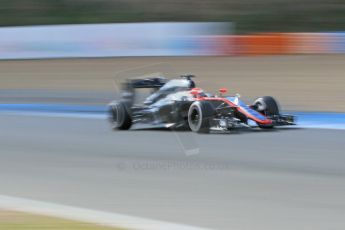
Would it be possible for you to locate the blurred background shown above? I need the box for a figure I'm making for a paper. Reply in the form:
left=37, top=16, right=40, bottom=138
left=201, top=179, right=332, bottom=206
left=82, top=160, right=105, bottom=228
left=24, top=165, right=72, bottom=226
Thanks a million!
left=0, top=0, right=344, bottom=32
left=0, top=1, right=345, bottom=230
left=0, top=0, right=344, bottom=110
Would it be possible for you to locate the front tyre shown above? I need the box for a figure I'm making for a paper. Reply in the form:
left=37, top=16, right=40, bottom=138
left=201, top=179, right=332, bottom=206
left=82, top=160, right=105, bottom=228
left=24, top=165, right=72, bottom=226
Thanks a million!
left=108, top=101, right=132, bottom=130
left=253, top=96, right=280, bottom=129
left=188, top=101, right=214, bottom=133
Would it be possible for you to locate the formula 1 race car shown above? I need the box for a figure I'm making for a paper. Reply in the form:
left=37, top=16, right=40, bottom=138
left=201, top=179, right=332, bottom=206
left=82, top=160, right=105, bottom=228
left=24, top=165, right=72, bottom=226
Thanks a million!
left=108, top=75, right=295, bottom=133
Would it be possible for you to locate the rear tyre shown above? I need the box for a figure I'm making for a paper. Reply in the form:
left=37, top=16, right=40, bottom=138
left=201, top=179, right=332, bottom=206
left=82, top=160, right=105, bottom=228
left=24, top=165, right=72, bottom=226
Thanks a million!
left=253, top=96, right=280, bottom=129
left=108, top=101, right=132, bottom=130
left=188, top=101, right=214, bottom=133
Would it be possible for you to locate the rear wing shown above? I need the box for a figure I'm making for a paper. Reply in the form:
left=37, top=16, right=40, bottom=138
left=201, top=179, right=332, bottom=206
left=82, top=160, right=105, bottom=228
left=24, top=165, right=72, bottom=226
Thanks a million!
left=123, top=77, right=166, bottom=90
left=120, top=77, right=167, bottom=107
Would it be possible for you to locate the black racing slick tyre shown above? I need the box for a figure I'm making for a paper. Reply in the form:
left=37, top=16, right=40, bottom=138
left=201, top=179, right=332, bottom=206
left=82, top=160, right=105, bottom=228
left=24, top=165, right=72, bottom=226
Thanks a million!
left=253, top=96, right=280, bottom=116
left=188, top=101, right=214, bottom=133
left=108, top=102, right=132, bottom=130
left=253, top=96, right=280, bottom=129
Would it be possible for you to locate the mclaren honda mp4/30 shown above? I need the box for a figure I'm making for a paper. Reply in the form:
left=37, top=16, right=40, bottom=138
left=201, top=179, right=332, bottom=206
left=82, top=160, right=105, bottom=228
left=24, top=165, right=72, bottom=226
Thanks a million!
left=108, top=75, right=295, bottom=133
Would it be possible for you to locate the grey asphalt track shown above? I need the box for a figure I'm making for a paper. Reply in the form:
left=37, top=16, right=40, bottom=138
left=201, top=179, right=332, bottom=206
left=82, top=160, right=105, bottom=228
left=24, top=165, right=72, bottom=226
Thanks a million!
left=0, top=114, right=345, bottom=230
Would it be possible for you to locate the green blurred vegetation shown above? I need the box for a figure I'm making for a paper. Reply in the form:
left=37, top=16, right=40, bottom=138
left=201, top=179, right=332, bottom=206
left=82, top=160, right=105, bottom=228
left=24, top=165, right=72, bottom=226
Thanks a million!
left=0, top=211, right=123, bottom=230
left=0, top=0, right=344, bottom=33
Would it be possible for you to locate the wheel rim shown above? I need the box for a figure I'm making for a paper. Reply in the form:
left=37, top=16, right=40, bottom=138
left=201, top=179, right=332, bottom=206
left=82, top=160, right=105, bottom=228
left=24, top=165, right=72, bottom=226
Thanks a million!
left=191, top=108, right=200, bottom=125
left=189, top=106, right=202, bottom=130
left=255, top=101, right=265, bottom=112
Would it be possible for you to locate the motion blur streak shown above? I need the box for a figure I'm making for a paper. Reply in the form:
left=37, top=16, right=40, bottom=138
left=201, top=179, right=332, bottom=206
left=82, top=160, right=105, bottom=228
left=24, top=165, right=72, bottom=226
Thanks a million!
left=218, top=33, right=345, bottom=55
left=1, top=56, right=345, bottom=112
left=1, top=23, right=345, bottom=59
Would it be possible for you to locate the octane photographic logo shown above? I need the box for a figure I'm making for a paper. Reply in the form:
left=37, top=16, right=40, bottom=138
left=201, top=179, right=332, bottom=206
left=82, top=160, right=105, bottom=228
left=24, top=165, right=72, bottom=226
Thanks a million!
left=114, top=159, right=231, bottom=172
left=111, top=63, right=200, bottom=157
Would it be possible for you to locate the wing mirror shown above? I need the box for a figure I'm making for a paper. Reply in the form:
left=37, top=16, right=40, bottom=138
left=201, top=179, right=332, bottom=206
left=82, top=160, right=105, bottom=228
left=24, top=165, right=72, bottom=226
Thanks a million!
left=219, top=88, right=228, bottom=97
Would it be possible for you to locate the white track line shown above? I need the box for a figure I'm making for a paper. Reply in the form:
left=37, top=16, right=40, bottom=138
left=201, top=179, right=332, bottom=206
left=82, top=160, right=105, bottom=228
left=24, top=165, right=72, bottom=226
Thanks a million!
left=0, top=195, right=214, bottom=230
